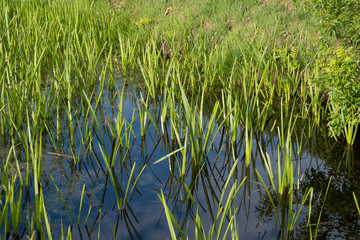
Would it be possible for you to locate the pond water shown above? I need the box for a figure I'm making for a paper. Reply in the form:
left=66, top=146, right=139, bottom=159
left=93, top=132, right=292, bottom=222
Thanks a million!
left=1, top=72, right=360, bottom=239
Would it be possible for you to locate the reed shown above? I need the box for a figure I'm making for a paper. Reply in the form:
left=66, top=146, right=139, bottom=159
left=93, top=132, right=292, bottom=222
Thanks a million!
left=343, top=114, right=359, bottom=146
left=353, top=193, right=360, bottom=216
left=118, top=34, right=139, bottom=76
left=159, top=160, right=246, bottom=239
left=255, top=105, right=313, bottom=236
left=177, top=78, right=227, bottom=166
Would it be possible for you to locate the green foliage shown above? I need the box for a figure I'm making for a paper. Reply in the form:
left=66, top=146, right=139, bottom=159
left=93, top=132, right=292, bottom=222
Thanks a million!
left=2, top=0, right=359, bottom=238
left=307, top=0, right=360, bottom=141
left=316, top=45, right=360, bottom=138
left=308, top=0, right=360, bottom=50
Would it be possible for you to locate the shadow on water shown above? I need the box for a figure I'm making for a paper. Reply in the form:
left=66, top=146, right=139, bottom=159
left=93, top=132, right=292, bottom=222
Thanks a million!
left=1, top=71, right=360, bottom=239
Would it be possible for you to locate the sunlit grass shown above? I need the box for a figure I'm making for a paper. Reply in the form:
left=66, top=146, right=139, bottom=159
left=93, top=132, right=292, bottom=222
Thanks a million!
left=0, top=0, right=358, bottom=239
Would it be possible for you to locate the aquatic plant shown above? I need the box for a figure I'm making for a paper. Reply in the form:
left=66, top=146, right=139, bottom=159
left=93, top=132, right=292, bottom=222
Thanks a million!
left=159, top=159, right=246, bottom=240
left=255, top=105, right=314, bottom=237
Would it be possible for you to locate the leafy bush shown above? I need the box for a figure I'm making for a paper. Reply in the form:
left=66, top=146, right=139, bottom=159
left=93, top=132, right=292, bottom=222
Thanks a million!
left=307, top=0, right=360, bottom=140
left=308, top=0, right=360, bottom=50
left=317, top=45, right=360, bottom=137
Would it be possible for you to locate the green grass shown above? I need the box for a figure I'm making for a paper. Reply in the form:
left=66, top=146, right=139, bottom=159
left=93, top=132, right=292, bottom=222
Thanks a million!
left=0, top=0, right=358, bottom=239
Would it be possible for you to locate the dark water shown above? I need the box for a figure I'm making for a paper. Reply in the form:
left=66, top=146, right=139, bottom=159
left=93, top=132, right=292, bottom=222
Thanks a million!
left=1, top=72, right=360, bottom=239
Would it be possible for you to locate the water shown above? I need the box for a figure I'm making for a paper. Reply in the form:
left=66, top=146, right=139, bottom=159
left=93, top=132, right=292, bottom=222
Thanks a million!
left=1, top=72, right=360, bottom=239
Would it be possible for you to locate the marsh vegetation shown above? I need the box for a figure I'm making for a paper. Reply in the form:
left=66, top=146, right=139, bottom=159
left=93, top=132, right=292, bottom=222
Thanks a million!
left=0, top=0, right=359, bottom=239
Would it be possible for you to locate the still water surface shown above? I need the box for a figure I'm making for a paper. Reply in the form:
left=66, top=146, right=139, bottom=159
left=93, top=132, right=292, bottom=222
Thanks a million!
left=2, top=73, right=360, bottom=239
